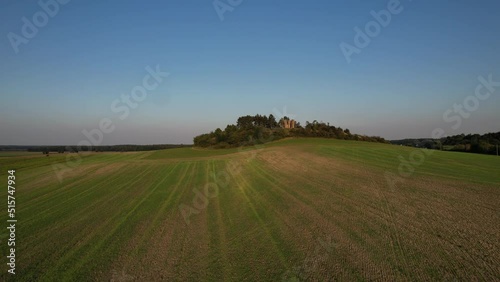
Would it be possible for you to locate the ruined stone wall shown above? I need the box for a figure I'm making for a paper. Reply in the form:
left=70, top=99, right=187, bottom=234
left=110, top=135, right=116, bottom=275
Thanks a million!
left=282, top=119, right=296, bottom=129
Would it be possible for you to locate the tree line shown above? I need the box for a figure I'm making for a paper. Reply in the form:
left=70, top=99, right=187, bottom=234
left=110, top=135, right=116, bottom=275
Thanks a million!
left=390, top=132, right=500, bottom=155
left=193, top=114, right=388, bottom=148
left=0, top=144, right=191, bottom=154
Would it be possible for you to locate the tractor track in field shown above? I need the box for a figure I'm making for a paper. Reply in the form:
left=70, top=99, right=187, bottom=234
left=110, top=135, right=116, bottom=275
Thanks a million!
left=255, top=151, right=402, bottom=243
left=108, top=162, right=206, bottom=280
left=31, top=164, right=161, bottom=279
left=206, top=160, right=232, bottom=280
left=242, top=156, right=368, bottom=279
left=20, top=162, right=141, bottom=230
left=18, top=152, right=142, bottom=209
left=58, top=163, right=186, bottom=279
left=228, top=162, right=290, bottom=272
left=20, top=163, right=143, bottom=245
left=119, top=162, right=189, bottom=272
left=26, top=162, right=131, bottom=208
left=253, top=146, right=500, bottom=279
left=375, top=184, right=413, bottom=279
left=253, top=151, right=402, bottom=279
left=19, top=166, right=155, bottom=279
left=19, top=163, right=105, bottom=209
left=153, top=162, right=210, bottom=280
left=4, top=139, right=500, bottom=281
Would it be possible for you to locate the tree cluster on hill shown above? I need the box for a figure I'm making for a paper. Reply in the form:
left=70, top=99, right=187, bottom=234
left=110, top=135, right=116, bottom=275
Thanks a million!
left=193, top=114, right=387, bottom=148
left=390, top=132, right=500, bottom=155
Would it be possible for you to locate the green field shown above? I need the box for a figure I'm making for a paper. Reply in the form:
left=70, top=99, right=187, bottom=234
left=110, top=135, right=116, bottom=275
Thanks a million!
left=0, top=151, right=41, bottom=158
left=1, top=138, right=499, bottom=281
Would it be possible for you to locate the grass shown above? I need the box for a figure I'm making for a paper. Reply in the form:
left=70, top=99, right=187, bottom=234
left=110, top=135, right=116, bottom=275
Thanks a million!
left=0, top=151, right=41, bottom=157
left=0, top=138, right=498, bottom=281
left=145, top=147, right=242, bottom=160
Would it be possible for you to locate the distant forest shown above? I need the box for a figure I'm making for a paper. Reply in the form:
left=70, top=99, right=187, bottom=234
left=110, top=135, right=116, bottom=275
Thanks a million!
left=0, top=144, right=191, bottom=153
left=391, top=132, right=500, bottom=155
left=194, top=114, right=387, bottom=148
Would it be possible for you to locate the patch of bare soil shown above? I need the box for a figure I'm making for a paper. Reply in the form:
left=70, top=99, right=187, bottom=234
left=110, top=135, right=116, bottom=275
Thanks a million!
left=254, top=147, right=500, bottom=280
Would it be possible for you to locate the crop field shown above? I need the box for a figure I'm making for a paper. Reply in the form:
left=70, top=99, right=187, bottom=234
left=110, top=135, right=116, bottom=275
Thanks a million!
left=0, top=152, right=41, bottom=158
left=0, top=138, right=499, bottom=281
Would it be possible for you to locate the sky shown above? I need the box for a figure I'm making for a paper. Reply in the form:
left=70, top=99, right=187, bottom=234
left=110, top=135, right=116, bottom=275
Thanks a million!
left=1, top=0, right=499, bottom=145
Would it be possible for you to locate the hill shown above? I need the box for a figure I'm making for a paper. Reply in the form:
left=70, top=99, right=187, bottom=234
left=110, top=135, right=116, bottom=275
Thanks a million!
left=1, top=138, right=499, bottom=280
left=194, top=114, right=387, bottom=148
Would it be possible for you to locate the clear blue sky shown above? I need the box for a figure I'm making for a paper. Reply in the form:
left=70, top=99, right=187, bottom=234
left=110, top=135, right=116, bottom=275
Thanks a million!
left=1, top=0, right=499, bottom=145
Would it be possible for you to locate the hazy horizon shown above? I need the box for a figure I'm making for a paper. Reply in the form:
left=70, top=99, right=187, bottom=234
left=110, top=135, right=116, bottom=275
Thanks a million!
left=1, top=126, right=499, bottom=146
left=1, top=0, right=499, bottom=145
